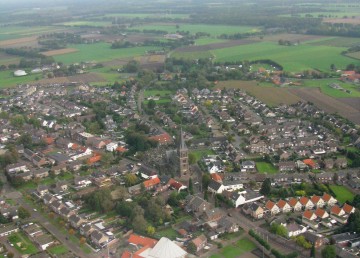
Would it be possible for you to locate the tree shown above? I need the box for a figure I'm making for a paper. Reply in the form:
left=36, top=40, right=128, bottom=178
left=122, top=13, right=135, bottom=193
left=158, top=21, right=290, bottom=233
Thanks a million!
left=101, top=152, right=113, bottom=167
left=188, top=178, right=194, bottom=194
left=10, top=114, right=25, bottom=129
left=332, top=172, right=339, bottom=183
left=352, top=194, right=360, bottom=209
left=0, top=214, right=9, bottom=224
left=146, top=225, right=155, bottom=235
left=310, top=244, right=316, bottom=257
left=260, top=178, right=271, bottom=195
left=188, top=153, right=196, bottom=165
left=202, top=174, right=211, bottom=190
left=344, top=210, right=360, bottom=233
left=7, top=252, right=14, bottom=258
left=187, top=242, right=197, bottom=254
left=18, top=206, right=31, bottom=219
left=147, top=99, right=156, bottom=110
left=69, top=228, right=75, bottom=235
left=123, top=60, right=139, bottom=73
left=132, top=215, right=147, bottom=233
left=85, top=189, right=114, bottom=213
left=80, top=237, right=86, bottom=245
left=124, top=173, right=138, bottom=187
left=321, top=245, right=336, bottom=258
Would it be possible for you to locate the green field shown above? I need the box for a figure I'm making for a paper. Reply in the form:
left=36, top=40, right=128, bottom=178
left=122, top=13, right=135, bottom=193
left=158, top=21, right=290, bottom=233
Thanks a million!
left=280, top=12, right=360, bottom=18
left=212, top=41, right=356, bottom=72
left=154, top=227, right=180, bottom=240
left=104, top=13, right=189, bottom=19
left=329, top=185, right=355, bottom=204
left=171, top=50, right=213, bottom=59
left=300, top=79, right=360, bottom=98
left=195, top=38, right=227, bottom=46
left=8, top=232, right=38, bottom=255
left=309, top=37, right=360, bottom=47
left=0, top=71, right=39, bottom=88
left=256, top=162, right=279, bottom=174
left=144, top=89, right=173, bottom=97
left=56, top=21, right=112, bottom=27
left=54, top=43, right=161, bottom=64
left=48, top=245, right=68, bottom=255
left=130, top=23, right=260, bottom=37
left=0, top=26, right=65, bottom=40
left=210, top=237, right=256, bottom=258
left=190, top=149, right=216, bottom=162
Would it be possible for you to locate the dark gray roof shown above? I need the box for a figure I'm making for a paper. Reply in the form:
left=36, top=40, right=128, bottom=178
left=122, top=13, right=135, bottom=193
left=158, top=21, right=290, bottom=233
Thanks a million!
left=208, top=180, right=222, bottom=191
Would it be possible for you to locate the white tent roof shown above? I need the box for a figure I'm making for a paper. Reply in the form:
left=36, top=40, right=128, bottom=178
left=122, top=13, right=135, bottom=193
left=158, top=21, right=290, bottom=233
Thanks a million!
left=147, top=237, right=187, bottom=258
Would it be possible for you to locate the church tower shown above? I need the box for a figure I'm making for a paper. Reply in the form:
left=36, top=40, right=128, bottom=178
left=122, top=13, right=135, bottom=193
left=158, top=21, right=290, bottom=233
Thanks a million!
left=179, top=128, right=189, bottom=177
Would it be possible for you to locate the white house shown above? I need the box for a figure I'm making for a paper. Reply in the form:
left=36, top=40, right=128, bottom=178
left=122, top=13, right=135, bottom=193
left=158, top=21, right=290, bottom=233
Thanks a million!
left=106, top=142, right=118, bottom=152
left=231, top=190, right=264, bottom=208
left=223, top=180, right=244, bottom=192
left=208, top=180, right=225, bottom=194
left=286, top=223, right=307, bottom=237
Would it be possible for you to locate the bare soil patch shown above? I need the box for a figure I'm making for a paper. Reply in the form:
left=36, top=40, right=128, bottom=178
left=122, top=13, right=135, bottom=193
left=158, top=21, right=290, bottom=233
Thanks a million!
left=0, top=36, right=37, bottom=47
left=68, top=73, right=105, bottom=83
left=324, top=17, right=360, bottom=25
left=337, top=98, right=360, bottom=112
left=41, top=48, right=78, bottom=56
left=217, top=80, right=301, bottom=106
left=289, top=88, right=360, bottom=124
left=176, top=39, right=259, bottom=52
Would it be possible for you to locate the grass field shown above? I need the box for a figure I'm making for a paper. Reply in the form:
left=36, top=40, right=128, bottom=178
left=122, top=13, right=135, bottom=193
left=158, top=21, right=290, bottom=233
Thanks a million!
left=171, top=50, right=213, bottom=59
left=329, top=185, right=355, bottom=204
left=48, top=245, right=68, bottom=255
left=144, top=89, right=173, bottom=97
left=0, top=71, right=40, bottom=88
left=130, top=23, right=260, bottom=37
left=56, top=21, right=112, bottom=27
left=309, top=37, right=360, bottom=47
left=54, top=43, right=161, bottom=64
left=300, top=79, right=360, bottom=98
left=8, top=232, right=38, bottom=254
left=0, top=26, right=65, bottom=41
left=217, top=80, right=301, bottom=106
left=210, top=237, right=256, bottom=258
left=104, top=13, right=189, bottom=19
left=256, top=162, right=279, bottom=174
left=195, top=38, right=226, bottom=46
left=190, top=149, right=216, bottom=162
left=212, top=41, right=355, bottom=72
left=154, top=227, right=180, bottom=240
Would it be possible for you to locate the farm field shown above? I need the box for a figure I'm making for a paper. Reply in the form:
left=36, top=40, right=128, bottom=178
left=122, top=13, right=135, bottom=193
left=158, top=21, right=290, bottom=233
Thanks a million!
left=53, top=43, right=162, bottom=64
left=171, top=50, right=213, bottom=59
left=346, top=51, right=360, bottom=60
left=0, top=52, right=20, bottom=66
left=210, top=237, right=257, bottom=258
left=329, top=185, right=355, bottom=204
left=0, top=26, right=66, bottom=41
left=300, top=78, right=360, bottom=98
left=41, top=48, right=78, bottom=56
left=56, top=21, right=113, bottom=27
left=194, top=38, right=226, bottom=46
left=217, top=80, right=301, bottom=106
left=289, top=87, right=360, bottom=124
left=0, top=71, right=39, bottom=88
left=104, top=13, right=189, bottom=19
left=212, top=41, right=355, bottom=72
left=256, top=162, right=279, bottom=174
left=130, top=23, right=261, bottom=37
left=309, top=37, right=360, bottom=47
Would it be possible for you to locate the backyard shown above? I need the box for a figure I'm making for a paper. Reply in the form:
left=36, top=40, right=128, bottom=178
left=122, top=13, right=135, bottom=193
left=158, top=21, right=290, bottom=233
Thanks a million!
left=329, top=185, right=355, bottom=204
left=210, top=237, right=257, bottom=258
left=8, top=232, right=38, bottom=255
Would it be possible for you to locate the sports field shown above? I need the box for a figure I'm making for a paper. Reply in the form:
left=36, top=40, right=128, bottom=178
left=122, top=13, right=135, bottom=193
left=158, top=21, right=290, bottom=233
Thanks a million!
left=329, top=185, right=354, bottom=204
left=54, top=43, right=162, bottom=64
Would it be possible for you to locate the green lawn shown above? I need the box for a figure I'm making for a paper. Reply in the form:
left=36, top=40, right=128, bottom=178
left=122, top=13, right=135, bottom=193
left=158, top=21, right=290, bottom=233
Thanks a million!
left=210, top=237, right=256, bottom=258
left=256, top=162, right=279, bottom=174
left=329, top=185, right=355, bottom=204
left=130, top=24, right=260, bottom=37
left=190, top=149, right=216, bottom=163
left=154, top=227, right=180, bottom=240
left=54, top=43, right=162, bottom=64
left=212, top=41, right=357, bottom=72
left=299, top=78, right=360, bottom=98
left=8, top=232, right=38, bottom=255
left=48, top=245, right=68, bottom=255
left=0, top=71, right=40, bottom=88
left=144, top=89, right=173, bottom=97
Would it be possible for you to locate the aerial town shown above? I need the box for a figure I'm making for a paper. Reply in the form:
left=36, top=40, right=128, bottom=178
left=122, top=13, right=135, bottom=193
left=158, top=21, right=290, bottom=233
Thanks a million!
left=0, top=0, right=360, bottom=258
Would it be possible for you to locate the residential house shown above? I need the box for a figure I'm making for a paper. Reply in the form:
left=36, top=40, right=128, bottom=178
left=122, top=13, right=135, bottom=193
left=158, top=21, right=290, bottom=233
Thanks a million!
left=208, top=180, right=225, bottom=194
left=186, top=195, right=212, bottom=213
left=302, top=210, right=317, bottom=222
left=203, top=208, right=224, bottom=222
left=287, top=223, right=306, bottom=237
left=335, top=158, right=347, bottom=169
left=288, top=198, right=302, bottom=212
left=34, top=234, right=55, bottom=250
left=37, top=185, right=49, bottom=197
left=303, top=232, right=325, bottom=248
left=277, top=200, right=291, bottom=213
left=315, top=208, right=329, bottom=219
left=74, top=176, right=92, bottom=188
left=303, top=159, right=319, bottom=170
left=278, top=161, right=296, bottom=172
left=168, top=179, right=187, bottom=192
left=265, top=201, right=280, bottom=216
left=33, top=168, right=49, bottom=179
left=51, top=164, right=67, bottom=175
left=311, top=196, right=325, bottom=208
left=143, top=177, right=161, bottom=191
left=323, top=159, right=334, bottom=169
left=6, top=162, right=28, bottom=174
left=241, top=160, right=256, bottom=172
left=0, top=224, right=19, bottom=237
left=330, top=205, right=347, bottom=224
left=230, top=190, right=263, bottom=208
left=322, top=193, right=337, bottom=206
left=80, top=224, right=94, bottom=237
left=342, top=203, right=355, bottom=215
left=242, top=203, right=264, bottom=219
left=191, top=234, right=207, bottom=253
left=69, top=215, right=87, bottom=229
left=299, top=197, right=314, bottom=210
left=222, top=180, right=244, bottom=192
left=91, top=230, right=109, bottom=248
left=218, top=217, right=239, bottom=233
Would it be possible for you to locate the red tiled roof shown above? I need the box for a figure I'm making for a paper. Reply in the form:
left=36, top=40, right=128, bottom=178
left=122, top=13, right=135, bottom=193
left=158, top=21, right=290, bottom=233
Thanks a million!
left=343, top=203, right=354, bottom=214
left=303, top=159, right=316, bottom=168
left=168, top=178, right=185, bottom=190
left=87, top=154, right=101, bottom=164
left=116, top=146, right=127, bottom=153
left=315, top=208, right=327, bottom=218
left=128, top=234, right=157, bottom=248
left=299, top=197, right=310, bottom=206
left=277, top=200, right=288, bottom=209
left=303, top=210, right=316, bottom=220
left=43, top=137, right=55, bottom=145
left=288, top=198, right=299, bottom=207
left=322, top=193, right=333, bottom=202
left=211, top=173, right=223, bottom=182
left=330, top=205, right=342, bottom=215
left=149, top=133, right=172, bottom=144
left=143, top=177, right=161, bottom=188
left=311, top=195, right=321, bottom=204
left=265, top=200, right=276, bottom=210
